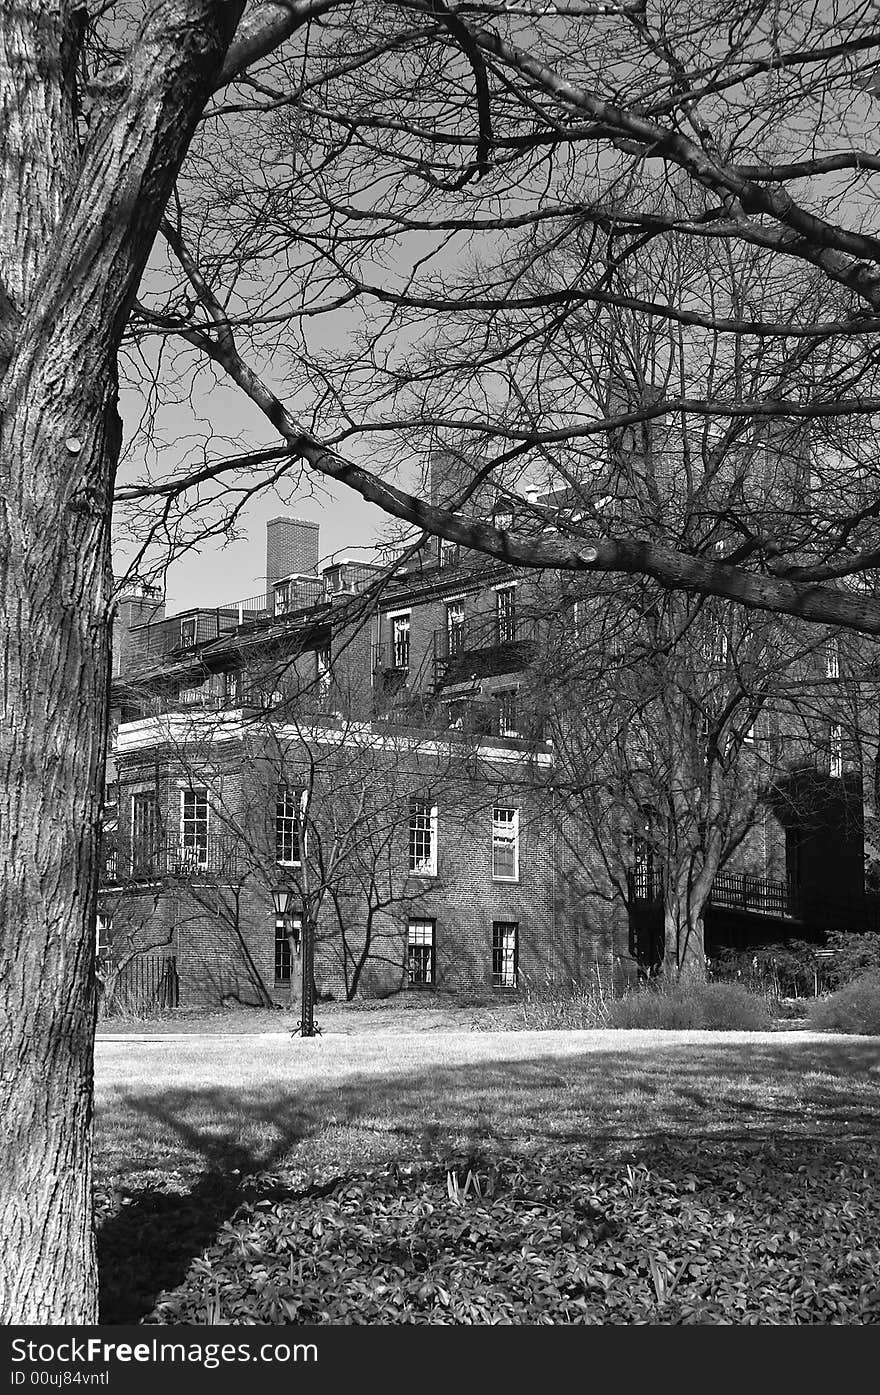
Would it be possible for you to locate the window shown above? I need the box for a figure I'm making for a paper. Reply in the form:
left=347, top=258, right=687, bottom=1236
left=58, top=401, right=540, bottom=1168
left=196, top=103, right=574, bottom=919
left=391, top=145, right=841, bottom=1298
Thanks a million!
left=96, top=912, right=113, bottom=958
left=276, top=787, right=305, bottom=865
left=275, top=915, right=302, bottom=984
left=131, top=791, right=159, bottom=877
left=179, top=616, right=197, bottom=648
left=409, top=798, right=437, bottom=875
left=446, top=600, right=464, bottom=656
left=831, top=723, right=843, bottom=779
left=180, top=788, right=209, bottom=868
left=632, top=835, right=659, bottom=900
left=492, top=807, right=519, bottom=881
left=492, top=921, right=518, bottom=988
left=496, top=689, right=518, bottom=738
left=407, top=920, right=436, bottom=986
left=179, top=682, right=208, bottom=707
left=317, top=647, right=332, bottom=697
left=391, top=612, right=410, bottom=669
left=446, top=698, right=467, bottom=730
left=223, top=669, right=240, bottom=704
left=496, top=586, right=516, bottom=643
left=440, top=541, right=460, bottom=568
left=826, top=638, right=840, bottom=680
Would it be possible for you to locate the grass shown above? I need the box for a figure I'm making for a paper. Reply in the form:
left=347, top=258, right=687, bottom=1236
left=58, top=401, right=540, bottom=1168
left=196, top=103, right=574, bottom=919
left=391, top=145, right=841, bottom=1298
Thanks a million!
left=93, top=1020, right=880, bottom=1321
left=95, top=1027, right=880, bottom=1193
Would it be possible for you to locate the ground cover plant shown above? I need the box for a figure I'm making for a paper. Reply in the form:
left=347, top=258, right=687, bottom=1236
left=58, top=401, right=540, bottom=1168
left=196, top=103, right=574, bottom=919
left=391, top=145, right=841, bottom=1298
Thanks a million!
left=130, top=1142, right=880, bottom=1325
left=92, top=1023, right=880, bottom=1323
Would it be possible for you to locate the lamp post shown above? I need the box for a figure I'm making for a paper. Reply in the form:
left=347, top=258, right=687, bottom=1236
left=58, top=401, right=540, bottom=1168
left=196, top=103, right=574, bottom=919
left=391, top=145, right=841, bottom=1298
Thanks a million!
left=299, top=912, right=317, bottom=1038
left=271, top=888, right=318, bottom=1038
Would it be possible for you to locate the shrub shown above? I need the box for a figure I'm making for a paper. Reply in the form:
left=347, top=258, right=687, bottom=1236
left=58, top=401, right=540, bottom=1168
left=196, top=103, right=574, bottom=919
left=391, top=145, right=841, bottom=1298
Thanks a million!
left=489, top=981, right=611, bottom=1031
left=807, top=972, right=880, bottom=1035
left=709, top=942, right=827, bottom=998
left=823, top=932, right=880, bottom=990
left=607, top=980, right=772, bottom=1031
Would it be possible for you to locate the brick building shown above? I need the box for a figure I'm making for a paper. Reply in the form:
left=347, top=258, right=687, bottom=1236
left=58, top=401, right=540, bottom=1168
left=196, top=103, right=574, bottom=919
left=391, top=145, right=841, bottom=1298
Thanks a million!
left=101, top=487, right=878, bottom=1006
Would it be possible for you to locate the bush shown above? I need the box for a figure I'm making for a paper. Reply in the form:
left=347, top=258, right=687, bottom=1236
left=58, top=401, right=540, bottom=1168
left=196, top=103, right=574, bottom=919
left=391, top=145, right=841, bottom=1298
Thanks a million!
left=607, top=980, right=772, bottom=1031
left=823, top=932, right=880, bottom=990
left=807, top=972, right=880, bottom=1035
left=709, top=942, right=827, bottom=998
left=488, top=982, right=611, bottom=1031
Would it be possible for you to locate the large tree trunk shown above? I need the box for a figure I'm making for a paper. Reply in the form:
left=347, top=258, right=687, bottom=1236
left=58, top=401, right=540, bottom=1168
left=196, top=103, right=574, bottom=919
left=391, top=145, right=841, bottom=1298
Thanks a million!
left=0, top=0, right=249, bottom=1324
left=0, top=375, right=118, bottom=1321
left=661, top=867, right=709, bottom=981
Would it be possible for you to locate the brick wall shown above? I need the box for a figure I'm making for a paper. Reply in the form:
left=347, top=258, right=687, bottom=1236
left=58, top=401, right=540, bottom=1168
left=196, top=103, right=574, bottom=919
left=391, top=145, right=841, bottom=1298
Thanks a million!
left=266, top=517, right=320, bottom=589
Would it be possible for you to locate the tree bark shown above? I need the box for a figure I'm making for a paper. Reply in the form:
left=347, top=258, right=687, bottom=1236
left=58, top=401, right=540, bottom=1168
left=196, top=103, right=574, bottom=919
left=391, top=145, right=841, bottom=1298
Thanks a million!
left=662, top=903, right=708, bottom=982
left=0, top=0, right=251, bottom=1324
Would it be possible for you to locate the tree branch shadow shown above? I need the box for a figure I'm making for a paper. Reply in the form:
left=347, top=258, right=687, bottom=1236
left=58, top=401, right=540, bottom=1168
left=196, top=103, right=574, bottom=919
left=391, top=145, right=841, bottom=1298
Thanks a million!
left=96, top=1037, right=880, bottom=1321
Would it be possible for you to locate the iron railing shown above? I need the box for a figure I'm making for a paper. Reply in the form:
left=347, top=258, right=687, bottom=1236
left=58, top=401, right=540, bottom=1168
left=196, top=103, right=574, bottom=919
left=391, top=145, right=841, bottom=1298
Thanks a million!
left=709, top=870, right=799, bottom=919
left=629, top=866, right=799, bottom=920
left=100, top=834, right=241, bottom=883
left=98, top=953, right=179, bottom=1010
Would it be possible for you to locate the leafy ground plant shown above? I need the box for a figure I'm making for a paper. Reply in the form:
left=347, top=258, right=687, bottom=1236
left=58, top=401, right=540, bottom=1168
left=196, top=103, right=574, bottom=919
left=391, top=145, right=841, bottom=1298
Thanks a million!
left=807, top=972, right=880, bottom=1035
left=607, top=981, right=772, bottom=1031
left=111, top=1140, right=879, bottom=1325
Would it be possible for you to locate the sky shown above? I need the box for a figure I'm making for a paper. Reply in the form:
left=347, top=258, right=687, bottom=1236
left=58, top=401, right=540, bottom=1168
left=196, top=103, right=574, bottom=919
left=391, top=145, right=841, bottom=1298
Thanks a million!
left=114, top=365, right=398, bottom=616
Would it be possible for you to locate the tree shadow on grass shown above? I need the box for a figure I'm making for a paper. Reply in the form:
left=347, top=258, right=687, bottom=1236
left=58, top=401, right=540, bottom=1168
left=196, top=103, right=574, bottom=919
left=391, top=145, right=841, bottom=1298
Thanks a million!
left=96, top=1035, right=880, bottom=1321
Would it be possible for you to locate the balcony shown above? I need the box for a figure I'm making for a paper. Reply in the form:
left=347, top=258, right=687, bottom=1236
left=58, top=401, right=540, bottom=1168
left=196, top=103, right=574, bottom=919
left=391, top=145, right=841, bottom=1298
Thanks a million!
left=100, top=834, right=241, bottom=885
left=433, top=614, right=538, bottom=689
left=371, top=641, right=411, bottom=700
left=629, top=867, right=799, bottom=920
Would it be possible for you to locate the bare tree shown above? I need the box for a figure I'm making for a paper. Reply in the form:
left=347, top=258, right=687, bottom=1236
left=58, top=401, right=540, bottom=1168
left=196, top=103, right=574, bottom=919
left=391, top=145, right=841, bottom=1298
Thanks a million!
left=542, top=577, right=832, bottom=978
left=7, top=0, right=880, bottom=1320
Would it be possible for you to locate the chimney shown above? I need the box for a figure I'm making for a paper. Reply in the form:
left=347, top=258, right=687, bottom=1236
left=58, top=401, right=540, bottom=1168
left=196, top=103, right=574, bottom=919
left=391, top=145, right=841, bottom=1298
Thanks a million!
left=112, top=582, right=165, bottom=678
left=266, top=517, right=320, bottom=590
left=429, top=450, right=493, bottom=516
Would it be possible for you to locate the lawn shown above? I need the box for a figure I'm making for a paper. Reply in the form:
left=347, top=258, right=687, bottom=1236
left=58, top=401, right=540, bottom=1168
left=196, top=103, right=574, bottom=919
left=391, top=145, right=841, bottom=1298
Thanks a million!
left=93, top=1020, right=880, bottom=1323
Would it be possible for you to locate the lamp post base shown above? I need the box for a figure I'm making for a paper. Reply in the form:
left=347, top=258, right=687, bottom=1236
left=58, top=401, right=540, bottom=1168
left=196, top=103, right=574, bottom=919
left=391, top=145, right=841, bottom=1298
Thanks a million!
left=293, top=1020, right=322, bottom=1038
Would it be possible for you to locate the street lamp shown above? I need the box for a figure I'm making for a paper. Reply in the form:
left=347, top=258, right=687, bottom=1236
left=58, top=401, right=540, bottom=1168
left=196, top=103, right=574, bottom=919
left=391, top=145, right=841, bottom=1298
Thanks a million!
left=271, top=888, right=318, bottom=1038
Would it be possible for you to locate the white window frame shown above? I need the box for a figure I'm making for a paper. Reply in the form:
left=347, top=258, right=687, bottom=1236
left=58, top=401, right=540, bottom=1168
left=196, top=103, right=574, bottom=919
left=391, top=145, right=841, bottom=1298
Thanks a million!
left=407, top=919, right=436, bottom=986
left=495, top=584, right=517, bottom=643
left=826, top=638, right=840, bottom=680
left=492, top=807, right=520, bottom=882
left=830, top=723, right=843, bottom=779
left=388, top=610, right=411, bottom=670
left=275, top=914, right=302, bottom=983
left=446, top=599, right=465, bottom=656
left=316, top=646, right=332, bottom=696
left=496, top=689, right=519, bottom=738
left=276, top=787, right=306, bottom=866
left=408, top=799, right=438, bottom=876
left=96, top=912, right=113, bottom=958
left=180, top=787, right=209, bottom=869
left=492, top=921, right=519, bottom=989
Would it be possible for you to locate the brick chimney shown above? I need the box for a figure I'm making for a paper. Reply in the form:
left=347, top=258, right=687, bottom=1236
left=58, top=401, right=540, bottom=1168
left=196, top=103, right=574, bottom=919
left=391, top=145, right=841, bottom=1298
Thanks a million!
left=429, top=450, right=493, bottom=516
left=266, top=517, right=320, bottom=590
left=112, top=582, right=164, bottom=678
